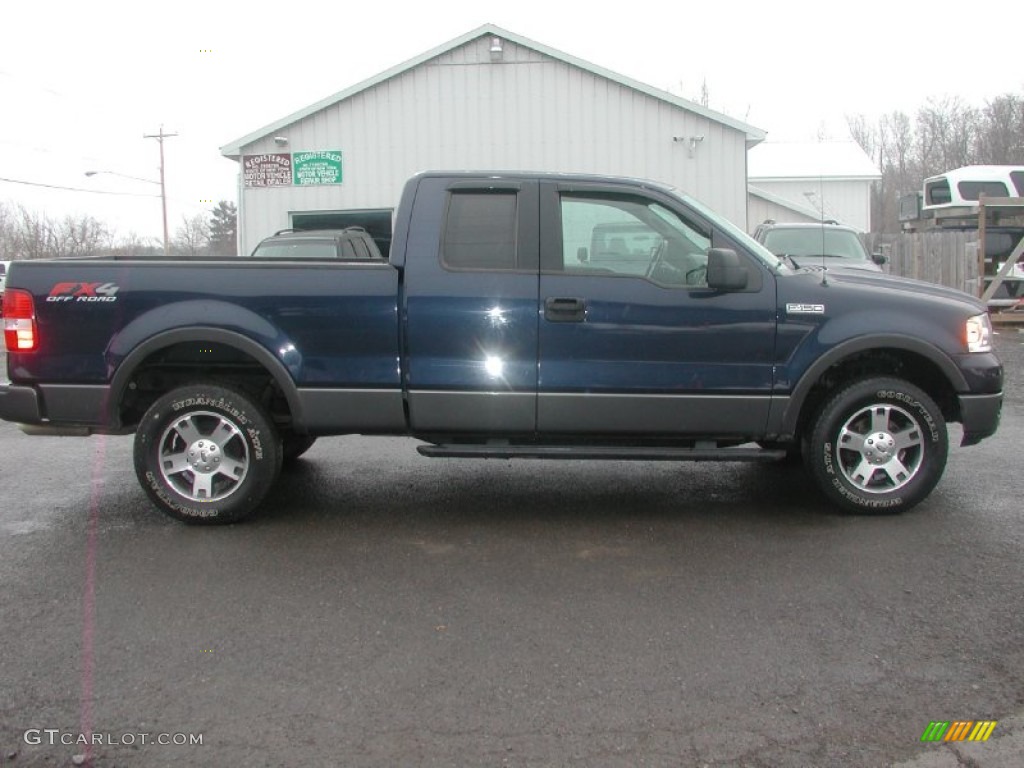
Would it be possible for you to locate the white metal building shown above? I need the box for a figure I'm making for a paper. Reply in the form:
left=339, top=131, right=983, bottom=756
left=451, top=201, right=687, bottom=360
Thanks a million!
left=221, top=24, right=765, bottom=256
left=747, top=141, right=880, bottom=232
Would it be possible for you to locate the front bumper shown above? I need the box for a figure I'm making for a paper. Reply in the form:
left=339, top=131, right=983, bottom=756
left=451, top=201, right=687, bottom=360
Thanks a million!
left=958, top=392, right=1002, bottom=446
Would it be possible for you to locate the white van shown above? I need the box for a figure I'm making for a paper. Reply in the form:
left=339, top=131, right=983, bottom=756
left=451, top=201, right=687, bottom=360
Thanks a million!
left=922, top=165, right=1024, bottom=211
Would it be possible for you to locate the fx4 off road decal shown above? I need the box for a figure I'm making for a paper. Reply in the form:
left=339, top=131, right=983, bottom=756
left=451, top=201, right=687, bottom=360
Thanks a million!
left=47, top=282, right=120, bottom=303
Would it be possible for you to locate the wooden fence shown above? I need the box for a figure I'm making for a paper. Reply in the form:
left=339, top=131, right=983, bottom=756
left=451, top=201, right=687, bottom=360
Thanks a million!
left=866, top=232, right=979, bottom=295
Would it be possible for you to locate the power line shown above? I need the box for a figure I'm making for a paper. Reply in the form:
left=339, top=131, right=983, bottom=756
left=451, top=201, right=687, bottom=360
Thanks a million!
left=0, top=176, right=161, bottom=197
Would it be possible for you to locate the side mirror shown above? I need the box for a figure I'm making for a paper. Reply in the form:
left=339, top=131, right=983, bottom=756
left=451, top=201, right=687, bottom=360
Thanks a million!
left=871, top=251, right=888, bottom=266
left=707, top=248, right=749, bottom=290
left=577, top=246, right=589, bottom=263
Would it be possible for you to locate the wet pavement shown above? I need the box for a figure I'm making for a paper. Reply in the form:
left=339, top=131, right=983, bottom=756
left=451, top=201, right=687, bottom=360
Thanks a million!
left=0, top=331, right=1021, bottom=767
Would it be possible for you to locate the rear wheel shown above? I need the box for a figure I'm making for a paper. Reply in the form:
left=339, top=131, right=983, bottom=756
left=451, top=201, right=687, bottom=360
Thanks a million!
left=134, top=384, right=281, bottom=524
left=804, top=377, right=947, bottom=514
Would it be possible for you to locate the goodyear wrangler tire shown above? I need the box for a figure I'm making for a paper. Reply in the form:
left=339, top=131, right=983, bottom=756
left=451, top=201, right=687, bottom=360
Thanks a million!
left=134, top=384, right=281, bottom=524
left=805, top=377, right=948, bottom=514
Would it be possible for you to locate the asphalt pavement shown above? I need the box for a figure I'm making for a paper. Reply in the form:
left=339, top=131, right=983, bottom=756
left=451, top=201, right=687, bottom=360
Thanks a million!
left=0, top=332, right=1022, bottom=767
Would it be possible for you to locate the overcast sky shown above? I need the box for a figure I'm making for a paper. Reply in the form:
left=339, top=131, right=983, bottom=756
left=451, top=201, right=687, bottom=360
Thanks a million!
left=2, top=0, right=1022, bottom=243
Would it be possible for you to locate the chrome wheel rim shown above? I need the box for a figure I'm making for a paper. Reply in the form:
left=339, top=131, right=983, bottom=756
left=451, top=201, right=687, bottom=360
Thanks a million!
left=158, top=410, right=249, bottom=501
left=836, top=404, right=924, bottom=494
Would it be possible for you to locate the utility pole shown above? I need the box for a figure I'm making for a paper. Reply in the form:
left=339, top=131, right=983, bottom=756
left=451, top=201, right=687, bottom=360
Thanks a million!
left=143, top=125, right=178, bottom=254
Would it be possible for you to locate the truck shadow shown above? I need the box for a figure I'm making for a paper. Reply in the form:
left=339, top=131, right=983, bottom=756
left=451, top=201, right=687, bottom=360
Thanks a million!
left=257, top=450, right=831, bottom=530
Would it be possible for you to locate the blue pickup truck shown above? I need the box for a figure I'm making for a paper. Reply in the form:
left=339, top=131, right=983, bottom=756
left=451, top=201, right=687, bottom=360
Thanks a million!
left=0, top=172, right=1003, bottom=523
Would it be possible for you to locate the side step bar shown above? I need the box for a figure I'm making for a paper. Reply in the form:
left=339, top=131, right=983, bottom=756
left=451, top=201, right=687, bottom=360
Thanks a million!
left=417, top=444, right=786, bottom=462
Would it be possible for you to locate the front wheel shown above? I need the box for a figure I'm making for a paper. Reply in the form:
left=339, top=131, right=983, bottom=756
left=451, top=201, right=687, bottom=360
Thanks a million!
left=804, top=377, right=948, bottom=514
left=134, top=384, right=281, bottom=524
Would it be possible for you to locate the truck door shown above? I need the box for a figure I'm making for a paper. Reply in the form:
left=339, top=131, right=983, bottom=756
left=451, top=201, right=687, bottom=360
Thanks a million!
left=537, top=182, right=776, bottom=437
left=403, top=179, right=540, bottom=434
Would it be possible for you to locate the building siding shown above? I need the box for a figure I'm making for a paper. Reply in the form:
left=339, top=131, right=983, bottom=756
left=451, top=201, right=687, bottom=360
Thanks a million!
left=747, top=197, right=821, bottom=232
left=236, top=36, right=750, bottom=254
left=747, top=179, right=872, bottom=232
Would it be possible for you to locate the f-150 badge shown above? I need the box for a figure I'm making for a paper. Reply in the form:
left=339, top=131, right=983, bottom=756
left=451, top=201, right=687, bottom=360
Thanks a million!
left=786, top=303, right=825, bottom=314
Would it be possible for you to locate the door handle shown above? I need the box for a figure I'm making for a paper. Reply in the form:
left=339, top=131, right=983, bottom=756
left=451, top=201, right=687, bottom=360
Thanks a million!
left=544, top=297, right=586, bottom=322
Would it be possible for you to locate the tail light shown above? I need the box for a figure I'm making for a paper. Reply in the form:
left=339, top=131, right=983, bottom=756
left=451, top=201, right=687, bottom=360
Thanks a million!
left=3, top=289, right=38, bottom=351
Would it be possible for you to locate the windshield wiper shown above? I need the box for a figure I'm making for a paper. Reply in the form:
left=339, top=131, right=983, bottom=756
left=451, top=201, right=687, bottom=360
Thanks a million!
left=776, top=253, right=802, bottom=269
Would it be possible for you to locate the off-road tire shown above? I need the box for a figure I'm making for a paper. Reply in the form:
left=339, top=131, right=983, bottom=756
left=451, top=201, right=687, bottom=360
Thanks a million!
left=804, top=377, right=947, bottom=514
left=134, top=384, right=281, bottom=524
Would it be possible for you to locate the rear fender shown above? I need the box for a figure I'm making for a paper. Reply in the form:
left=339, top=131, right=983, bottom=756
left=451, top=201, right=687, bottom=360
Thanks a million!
left=107, top=303, right=304, bottom=428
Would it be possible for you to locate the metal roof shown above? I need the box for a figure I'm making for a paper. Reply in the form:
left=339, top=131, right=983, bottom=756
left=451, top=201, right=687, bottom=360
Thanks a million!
left=748, top=141, right=881, bottom=181
left=220, top=24, right=766, bottom=158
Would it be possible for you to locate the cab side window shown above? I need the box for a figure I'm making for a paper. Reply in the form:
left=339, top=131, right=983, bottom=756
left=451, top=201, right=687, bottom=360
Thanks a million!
left=442, top=191, right=517, bottom=270
left=559, top=194, right=711, bottom=287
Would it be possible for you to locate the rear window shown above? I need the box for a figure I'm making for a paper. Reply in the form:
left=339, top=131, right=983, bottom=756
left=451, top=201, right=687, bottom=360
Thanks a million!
left=252, top=241, right=337, bottom=259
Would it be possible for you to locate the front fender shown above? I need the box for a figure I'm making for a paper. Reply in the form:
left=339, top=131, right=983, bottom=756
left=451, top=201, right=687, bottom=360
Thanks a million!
left=778, top=333, right=968, bottom=436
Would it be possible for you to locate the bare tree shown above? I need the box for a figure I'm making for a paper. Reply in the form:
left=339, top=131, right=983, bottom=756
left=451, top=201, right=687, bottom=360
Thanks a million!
left=13, top=205, right=56, bottom=260
left=172, top=214, right=210, bottom=258
left=847, top=89, right=1023, bottom=232
left=915, top=97, right=980, bottom=173
left=0, top=204, right=112, bottom=259
left=978, top=94, right=1024, bottom=164
left=55, top=214, right=109, bottom=257
left=847, top=114, right=878, bottom=163
left=0, top=202, right=16, bottom=258
left=883, top=111, right=914, bottom=190
left=106, top=231, right=162, bottom=258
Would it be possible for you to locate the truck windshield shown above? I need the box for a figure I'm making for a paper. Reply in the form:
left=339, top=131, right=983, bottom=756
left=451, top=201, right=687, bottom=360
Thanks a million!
left=762, top=229, right=869, bottom=261
left=672, top=192, right=784, bottom=271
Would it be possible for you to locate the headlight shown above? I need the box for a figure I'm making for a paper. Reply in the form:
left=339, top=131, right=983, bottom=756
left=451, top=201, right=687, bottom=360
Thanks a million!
left=965, top=313, right=993, bottom=353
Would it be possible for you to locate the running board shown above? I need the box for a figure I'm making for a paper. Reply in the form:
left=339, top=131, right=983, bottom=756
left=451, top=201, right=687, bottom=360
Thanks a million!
left=417, top=444, right=786, bottom=462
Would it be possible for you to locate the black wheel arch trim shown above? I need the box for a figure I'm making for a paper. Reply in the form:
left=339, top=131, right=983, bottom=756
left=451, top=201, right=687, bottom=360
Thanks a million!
left=109, top=327, right=304, bottom=430
left=780, top=335, right=968, bottom=435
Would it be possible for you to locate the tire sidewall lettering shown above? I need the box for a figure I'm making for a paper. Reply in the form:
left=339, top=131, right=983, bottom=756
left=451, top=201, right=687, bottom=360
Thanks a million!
left=807, top=377, right=948, bottom=515
left=246, top=428, right=264, bottom=461
left=830, top=475, right=904, bottom=509
left=170, top=396, right=250, bottom=427
left=145, top=470, right=221, bottom=518
left=875, top=389, right=939, bottom=442
left=822, top=442, right=835, bottom=476
left=135, top=385, right=280, bottom=524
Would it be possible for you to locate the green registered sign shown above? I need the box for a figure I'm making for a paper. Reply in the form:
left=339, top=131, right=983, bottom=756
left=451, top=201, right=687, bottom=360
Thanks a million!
left=292, top=151, right=343, bottom=186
